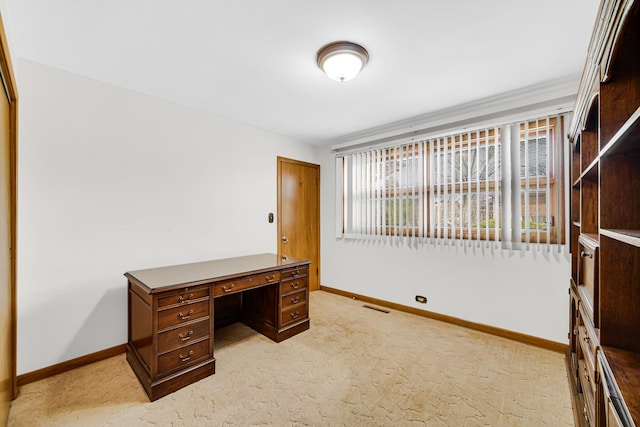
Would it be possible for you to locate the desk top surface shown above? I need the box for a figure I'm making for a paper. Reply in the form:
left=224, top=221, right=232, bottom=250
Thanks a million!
left=125, top=253, right=309, bottom=292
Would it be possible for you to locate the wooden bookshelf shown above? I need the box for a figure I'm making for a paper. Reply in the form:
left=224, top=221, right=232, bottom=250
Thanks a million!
left=567, top=0, right=640, bottom=425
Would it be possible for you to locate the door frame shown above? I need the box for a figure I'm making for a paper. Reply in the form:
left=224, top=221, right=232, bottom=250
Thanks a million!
left=0, top=13, right=18, bottom=401
left=276, top=156, right=320, bottom=290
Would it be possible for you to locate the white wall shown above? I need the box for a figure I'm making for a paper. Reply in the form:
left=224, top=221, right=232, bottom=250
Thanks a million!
left=16, top=56, right=571, bottom=374
left=16, top=59, right=319, bottom=374
left=318, top=146, right=571, bottom=344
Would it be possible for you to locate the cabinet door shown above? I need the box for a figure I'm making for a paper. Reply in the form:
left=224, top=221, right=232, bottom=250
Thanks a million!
left=578, top=235, right=599, bottom=323
left=598, top=352, right=633, bottom=427
left=606, top=400, right=625, bottom=427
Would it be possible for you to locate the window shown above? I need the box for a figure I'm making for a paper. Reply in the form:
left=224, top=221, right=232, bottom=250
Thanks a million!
left=337, top=114, right=566, bottom=248
left=517, top=117, right=560, bottom=243
left=431, top=128, right=502, bottom=241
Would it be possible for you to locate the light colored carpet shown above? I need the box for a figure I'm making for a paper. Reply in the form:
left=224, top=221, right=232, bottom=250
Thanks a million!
left=8, top=291, right=574, bottom=426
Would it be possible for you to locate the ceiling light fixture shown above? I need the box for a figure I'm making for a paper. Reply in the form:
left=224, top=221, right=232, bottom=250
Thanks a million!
left=317, top=41, right=369, bottom=83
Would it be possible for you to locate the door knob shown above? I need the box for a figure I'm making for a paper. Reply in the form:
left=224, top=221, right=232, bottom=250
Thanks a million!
left=281, top=255, right=288, bottom=260
left=281, top=236, right=288, bottom=243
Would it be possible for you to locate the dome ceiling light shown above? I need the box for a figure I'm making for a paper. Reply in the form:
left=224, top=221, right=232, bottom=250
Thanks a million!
left=316, top=41, right=369, bottom=82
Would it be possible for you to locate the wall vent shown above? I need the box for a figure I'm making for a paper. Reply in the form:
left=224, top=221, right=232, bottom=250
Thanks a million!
left=362, top=304, right=390, bottom=313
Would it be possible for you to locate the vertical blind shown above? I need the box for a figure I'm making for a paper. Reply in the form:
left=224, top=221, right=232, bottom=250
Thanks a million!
left=430, top=127, right=502, bottom=244
left=336, top=113, right=565, bottom=251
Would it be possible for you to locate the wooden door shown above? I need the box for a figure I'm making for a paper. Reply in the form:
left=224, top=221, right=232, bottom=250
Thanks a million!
left=0, top=14, right=17, bottom=424
left=277, top=157, right=320, bottom=291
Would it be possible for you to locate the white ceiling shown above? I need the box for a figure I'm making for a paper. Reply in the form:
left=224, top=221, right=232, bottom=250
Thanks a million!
left=5, top=0, right=600, bottom=145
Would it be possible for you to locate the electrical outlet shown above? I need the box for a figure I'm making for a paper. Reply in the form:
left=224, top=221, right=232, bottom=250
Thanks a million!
left=415, top=295, right=427, bottom=304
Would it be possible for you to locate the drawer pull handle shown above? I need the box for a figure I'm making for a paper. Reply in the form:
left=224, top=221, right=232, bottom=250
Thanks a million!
left=580, top=251, right=593, bottom=259
left=177, top=293, right=194, bottom=303
left=178, top=310, right=193, bottom=320
left=290, top=311, right=300, bottom=319
left=291, top=281, right=299, bottom=289
left=291, top=271, right=300, bottom=278
left=178, top=330, right=194, bottom=341
left=583, top=404, right=589, bottom=422
left=266, top=275, right=276, bottom=283
left=179, top=350, right=194, bottom=362
left=222, top=284, right=235, bottom=292
left=583, top=335, right=590, bottom=344
left=291, top=296, right=299, bottom=304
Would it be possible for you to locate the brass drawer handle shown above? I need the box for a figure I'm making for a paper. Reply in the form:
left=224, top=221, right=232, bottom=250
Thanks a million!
left=178, top=330, right=194, bottom=341
left=584, top=365, right=590, bottom=383
left=291, top=271, right=300, bottom=278
left=266, top=275, right=276, bottom=283
left=179, top=350, right=194, bottom=362
left=583, top=404, right=589, bottom=422
left=222, top=283, right=235, bottom=293
left=178, top=293, right=193, bottom=303
left=583, top=335, right=590, bottom=344
left=178, top=310, right=193, bottom=320
left=291, top=296, right=299, bottom=304
left=290, top=311, right=300, bottom=319
left=291, top=281, right=299, bottom=289
left=580, top=250, right=593, bottom=259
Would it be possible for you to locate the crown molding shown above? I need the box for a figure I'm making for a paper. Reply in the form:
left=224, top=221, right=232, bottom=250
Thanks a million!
left=331, top=74, right=580, bottom=152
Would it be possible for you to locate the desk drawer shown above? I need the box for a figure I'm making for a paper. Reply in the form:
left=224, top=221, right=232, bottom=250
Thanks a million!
left=281, top=290, right=307, bottom=310
left=158, top=300, right=209, bottom=330
left=158, top=338, right=210, bottom=376
left=281, top=303, right=308, bottom=328
left=158, top=319, right=210, bottom=354
left=281, top=266, right=308, bottom=281
left=280, top=276, right=307, bottom=294
left=213, top=272, right=279, bottom=297
left=158, top=286, right=209, bottom=308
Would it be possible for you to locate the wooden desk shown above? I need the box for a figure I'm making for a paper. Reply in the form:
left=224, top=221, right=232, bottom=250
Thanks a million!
left=125, top=253, right=310, bottom=401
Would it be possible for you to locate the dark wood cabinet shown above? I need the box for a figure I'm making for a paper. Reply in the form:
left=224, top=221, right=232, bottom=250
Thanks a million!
left=126, top=253, right=310, bottom=401
left=568, top=0, right=640, bottom=425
